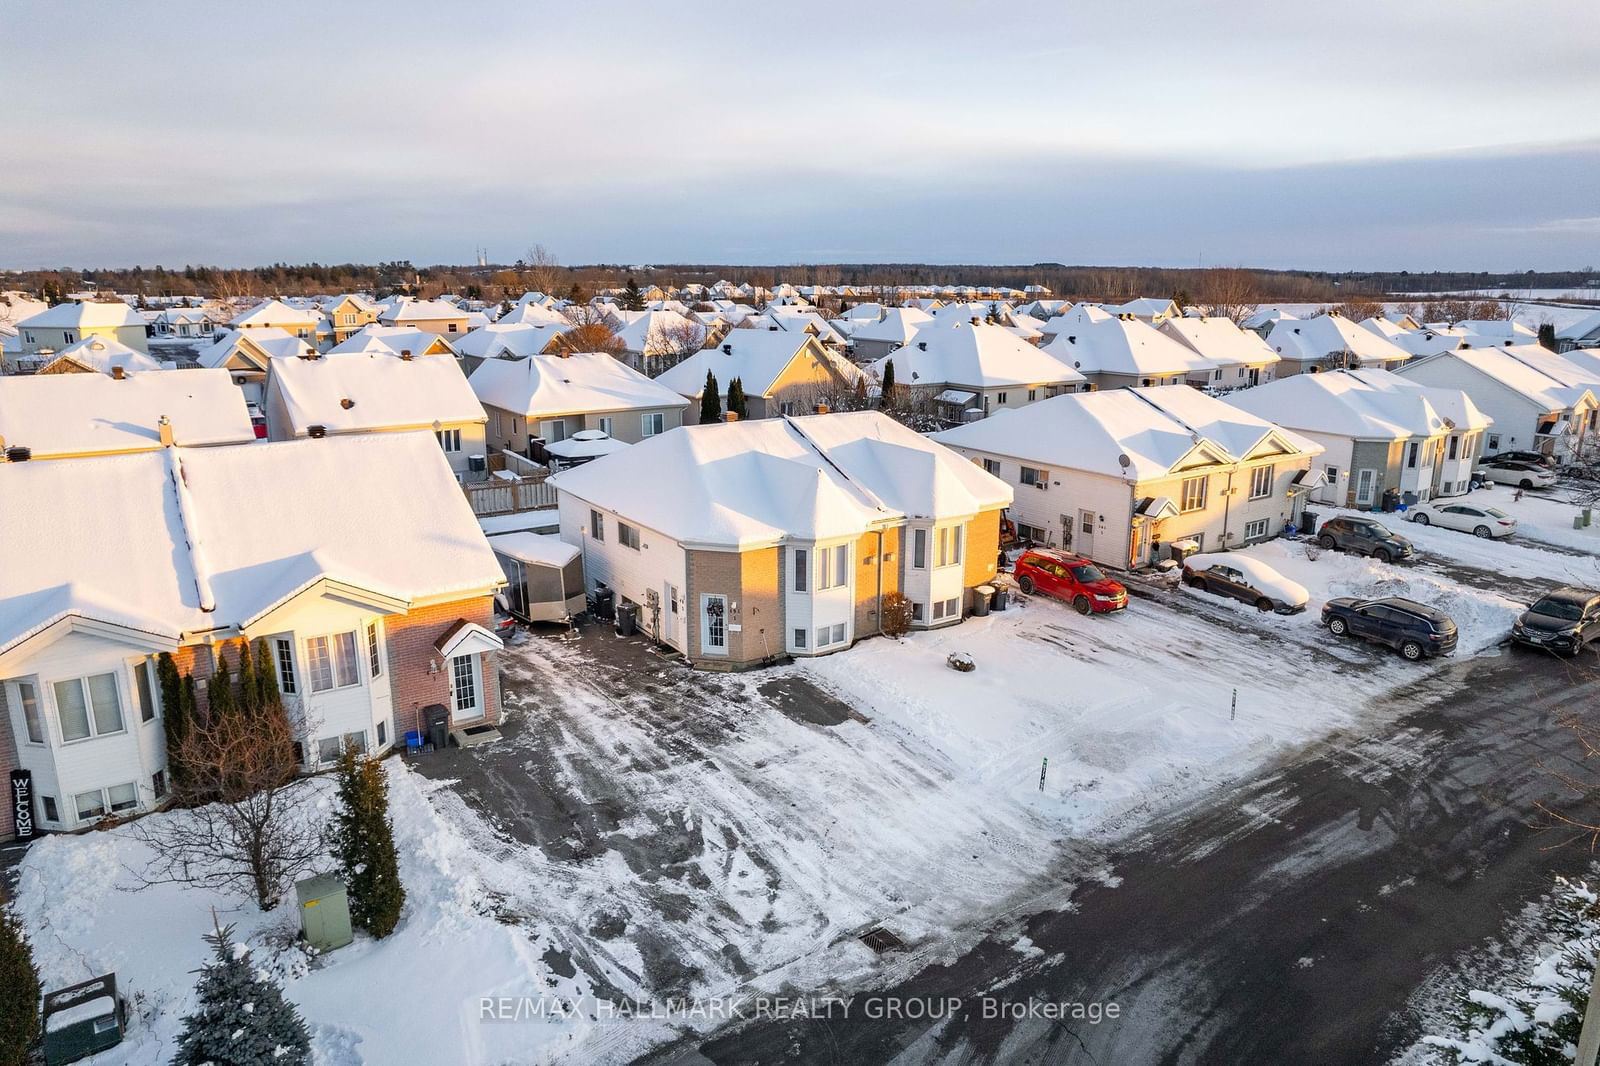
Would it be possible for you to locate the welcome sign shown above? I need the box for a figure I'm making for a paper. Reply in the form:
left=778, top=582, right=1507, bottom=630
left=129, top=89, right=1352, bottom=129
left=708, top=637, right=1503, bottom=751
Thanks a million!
left=10, top=769, right=35, bottom=842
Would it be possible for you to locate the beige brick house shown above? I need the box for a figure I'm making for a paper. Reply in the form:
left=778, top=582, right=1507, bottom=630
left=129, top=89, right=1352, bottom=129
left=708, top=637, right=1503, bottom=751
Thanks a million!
left=553, top=411, right=1012, bottom=669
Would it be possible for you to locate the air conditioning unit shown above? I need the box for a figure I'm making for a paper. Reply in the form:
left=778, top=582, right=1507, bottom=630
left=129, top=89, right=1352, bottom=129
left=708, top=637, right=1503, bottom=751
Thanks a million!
left=1034, top=481, right=1048, bottom=490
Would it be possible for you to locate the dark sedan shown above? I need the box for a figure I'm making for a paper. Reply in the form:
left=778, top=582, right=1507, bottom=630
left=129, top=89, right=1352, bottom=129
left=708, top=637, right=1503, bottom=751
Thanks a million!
left=1322, top=596, right=1457, bottom=661
left=1512, top=588, right=1600, bottom=656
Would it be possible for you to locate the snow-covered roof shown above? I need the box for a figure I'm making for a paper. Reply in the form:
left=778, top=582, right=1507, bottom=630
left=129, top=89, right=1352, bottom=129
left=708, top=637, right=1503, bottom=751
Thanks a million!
left=38, top=336, right=163, bottom=376
left=1556, top=310, right=1600, bottom=343
left=1265, top=314, right=1410, bottom=366
left=379, top=298, right=467, bottom=324
left=197, top=327, right=312, bottom=368
left=1042, top=314, right=1216, bottom=377
left=1242, top=307, right=1298, bottom=330
left=454, top=322, right=573, bottom=360
left=612, top=309, right=705, bottom=356
left=494, top=301, right=571, bottom=328
left=1107, top=297, right=1179, bottom=320
left=552, top=411, right=1011, bottom=549
left=1159, top=317, right=1280, bottom=367
left=765, top=308, right=846, bottom=345
left=267, top=351, right=485, bottom=435
left=487, top=532, right=581, bottom=568
left=655, top=331, right=863, bottom=398
left=327, top=325, right=457, bottom=358
left=1455, top=319, right=1535, bottom=342
left=934, top=384, right=1319, bottom=481
left=1479, top=344, right=1600, bottom=393
left=468, top=352, right=687, bottom=419
left=230, top=298, right=319, bottom=327
left=0, top=368, right=254, bottom=458
left=18, top=301, right=144, bottom=331
left=1401, top=346, right=1597, bottom=412
left=0, top=432, right=504, bottom=659
left=849, top=306, right=934, bottom=346
left=869, top=320, right=1084, bottom=390
left=1227, top=368, right=1491, bottom=441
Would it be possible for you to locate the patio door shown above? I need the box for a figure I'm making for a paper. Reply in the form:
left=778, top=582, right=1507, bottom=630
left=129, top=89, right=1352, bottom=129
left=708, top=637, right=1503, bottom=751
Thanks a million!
left=449, top=653, right=481, bottom=720
left=1355, top=469, right=1377, bottom=507
left=700, top=594, right=728, bottom=656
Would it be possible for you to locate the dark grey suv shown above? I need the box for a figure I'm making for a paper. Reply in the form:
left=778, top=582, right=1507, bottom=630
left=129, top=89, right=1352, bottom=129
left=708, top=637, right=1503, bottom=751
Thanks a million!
left=1511, top=588, right=1600, bottom=655
left=1322, top=596, right=1457, bottom=660
left=1317, top=516, right=1415, bottom=563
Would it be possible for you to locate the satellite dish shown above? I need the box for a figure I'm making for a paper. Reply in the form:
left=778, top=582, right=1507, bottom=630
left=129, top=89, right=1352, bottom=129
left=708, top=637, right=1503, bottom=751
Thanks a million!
left=1117, top=453, right=1131, bottom=469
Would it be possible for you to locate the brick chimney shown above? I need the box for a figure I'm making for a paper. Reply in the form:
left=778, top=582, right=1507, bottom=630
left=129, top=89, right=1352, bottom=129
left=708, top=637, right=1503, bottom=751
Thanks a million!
left=724, top=411, right=739, bottom=422
left=814, top=404, right=830, bottom=414
left=111, top=365, right=125, bottom=380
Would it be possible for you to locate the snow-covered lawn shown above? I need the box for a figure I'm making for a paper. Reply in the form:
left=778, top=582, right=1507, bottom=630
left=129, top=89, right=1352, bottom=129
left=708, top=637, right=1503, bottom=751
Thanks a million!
left=13, top=766, right=598, bottom=1066
left=11, top=543, right=1557, bottom=1065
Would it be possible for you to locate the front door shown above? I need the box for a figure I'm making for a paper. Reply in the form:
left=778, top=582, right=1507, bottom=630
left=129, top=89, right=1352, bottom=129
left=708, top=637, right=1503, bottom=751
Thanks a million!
left=663, top=582, right=680, bottom=646
left=1355, top=469, right=1377, bottom=507
left=1077, top=510, right=1095, bottom=558
left=449, top=653, right=481, bottom=720
left=700, top=594, right=728, bottom=656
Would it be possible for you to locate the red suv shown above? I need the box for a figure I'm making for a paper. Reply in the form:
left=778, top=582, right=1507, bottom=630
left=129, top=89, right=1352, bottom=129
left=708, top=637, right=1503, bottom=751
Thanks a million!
left=1012, top=549, right=1128, bottom=615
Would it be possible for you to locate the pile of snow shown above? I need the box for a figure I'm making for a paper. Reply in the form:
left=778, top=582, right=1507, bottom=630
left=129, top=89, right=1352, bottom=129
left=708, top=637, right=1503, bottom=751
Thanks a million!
left=13, top=764, right=596, bottom=1065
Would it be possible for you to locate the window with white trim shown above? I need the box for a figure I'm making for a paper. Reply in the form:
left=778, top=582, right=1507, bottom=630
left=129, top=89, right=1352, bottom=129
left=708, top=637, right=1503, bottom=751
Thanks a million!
left=815, top=623, right=846, bottom=647
left=317, top=737, right=342, bottom=764
left=366, top=622, right=382, bottom=678
left=343, top=730, right=367, bottom=755
left=451, top=654, right=478, bottom=712
left=1244, top=518, right=1270, bottom=539
left=794, top=628, right=807, bottom=648
left=641, top=412, right=664, bottom=437
left=912, top=602, right=925, bottom=622
left=152, top=771, right=166, bottom=799
left=274, top=637, right=297, bottom=694
left=817, top=544, right=848, bottom=589
left=590, top=509, right=604, bottom=540
left=793, top=548, right=808, bottom=592
left=1324, top=465, right=1339, bottom=486
left=53, top=673, right=124, bottom=742
left=912, top=527, right=927, bottom=569
left=1020, top=466, right=1049, bottom=489
left=598, top=416, right=614, bottom=436
left=996, top=391, right=1008, bottom=405
left=1249, top=464, right=1273, bottom=499
left=1180, top=475, right=1208, bottom=513
left=618, top=522, right=641, bottom=550
left=306, top=632, right=361, bottom=693
left=436, top=428, right=461, bottom=452
left=17, top=681, right=44, bottom=744
left=134, top=660, right=156, bottom=722
left=981, top=458, right=1001, bottom=475
left=41, top=796, right=59, bottom=822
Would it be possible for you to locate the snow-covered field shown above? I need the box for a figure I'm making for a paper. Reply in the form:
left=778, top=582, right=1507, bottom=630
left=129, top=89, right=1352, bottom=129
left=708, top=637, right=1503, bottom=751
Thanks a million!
left=1253, top=300, right=1599, bottom=333
left=11, top=505, right=1587, bottom=1065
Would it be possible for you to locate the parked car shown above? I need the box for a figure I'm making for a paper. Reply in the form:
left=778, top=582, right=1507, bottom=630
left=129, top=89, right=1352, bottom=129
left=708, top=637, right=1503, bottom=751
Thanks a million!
left=1013, top=548, right=1128, bottom=614
left=246, top=401, right=268, bottom=440
left=1511, top=588, right=1600, bottom=655
left=1181, top=552, right=1309, bottom=613
left=1485, top=450, right=1555, bottom=468
left=1316, top=516, right=1416, bottom=563
left=1476, top=460, right=1556, bottom=489
left=1321, top=596, right=1458, bottom=661
left=1406, top=500, right=1517, bottom=539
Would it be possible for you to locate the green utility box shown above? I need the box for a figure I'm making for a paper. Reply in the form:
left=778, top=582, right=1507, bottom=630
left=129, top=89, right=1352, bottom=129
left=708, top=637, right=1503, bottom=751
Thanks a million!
left=295, top=873, right=353, bottom=951
left=42, top=973, right=124, bottom=1065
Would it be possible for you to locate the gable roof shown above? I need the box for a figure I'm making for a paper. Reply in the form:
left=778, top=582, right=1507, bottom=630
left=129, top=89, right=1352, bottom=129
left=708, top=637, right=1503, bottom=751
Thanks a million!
left=197, top=327, right=312, bottom=370
left=0, top=433, right=504, bottom=660
left=1266, top=314, right=1410, bottom=365
left=612, top=309, right=706, bottom=356
left=1556, top=310, right=1600, bottom=343
left=552, top=411, right=1010, bottom=549
left=327, top=325, right=457, bottom=358
left=1159, top=317, right=1280, bottom=366
left=378, top=298, right=467, bottom=324
left=934, top=384, right=1318, bottom=481
left=231, top=298, right=319, bottom=328
left=869, top=320, right=1084, bottom=390
left=654, top=331, right=864, bottom=398
left=454, top=322, right=572, bottom=360
left=267, top=352, right=485, bottom=434
left=849, top=306, right=934, bottom=346
left=467, top=352, right=687, bottom=419
left=0, top=368, right=254, bottom=459
left=1401, top=346, right=1597, bottom=412
left=38, top=336, right=163, bottom=376
left=1226, top=368, right=1490, bottom=441
left=1042, top=314, right=1216, bottom=377
left=18, top=301, right=144, bottom=331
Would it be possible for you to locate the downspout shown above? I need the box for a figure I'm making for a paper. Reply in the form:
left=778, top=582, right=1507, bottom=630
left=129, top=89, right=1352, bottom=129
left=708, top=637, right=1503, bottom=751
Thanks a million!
left=1221, top=469, right=1235, bottom=548
left=876, top=529, right=886, bottom=635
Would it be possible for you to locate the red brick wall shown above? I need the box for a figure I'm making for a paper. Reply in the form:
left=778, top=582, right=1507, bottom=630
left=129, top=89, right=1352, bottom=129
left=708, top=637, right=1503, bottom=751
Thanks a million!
left=0, top=686, right=16, bottom=840
left=383, top=597, right=500, bottom=736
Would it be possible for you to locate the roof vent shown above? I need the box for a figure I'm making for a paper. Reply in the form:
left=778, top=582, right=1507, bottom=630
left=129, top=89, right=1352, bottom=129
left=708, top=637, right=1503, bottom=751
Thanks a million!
left=917, top=341, right=927, bottom=351
left=1067, top=336, right=1076, bottom=344
left=722, top=343, right=733, bottom=354
left=340, top=398, right=355, bottom=409
left=111, top=365, right=125, bottom=380
left=5, top=446, right=31, bottom=463
left=158, top=416, right=174, bottom=447
left=308, top=424, right=326, bottom=438
left=400, top=349, right=413, bottom=360
left=768, top=325, right=779, bottom=331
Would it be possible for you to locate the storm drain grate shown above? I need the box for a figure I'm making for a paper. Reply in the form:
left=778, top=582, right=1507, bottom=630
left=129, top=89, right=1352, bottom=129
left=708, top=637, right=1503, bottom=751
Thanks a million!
left=858, top=927, right=905, bottom=954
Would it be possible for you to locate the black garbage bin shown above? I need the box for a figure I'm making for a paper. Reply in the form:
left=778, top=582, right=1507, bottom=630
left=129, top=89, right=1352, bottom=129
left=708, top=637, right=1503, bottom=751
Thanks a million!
left=615, top=601, right=638, bottom=637
left=591, top=585, right=614, bottom=621
left=1300, top=509, right=1319, bottom=535
left=423, top=704, right=450, bottom=752
left=992, top=586, right=1009, bottom=612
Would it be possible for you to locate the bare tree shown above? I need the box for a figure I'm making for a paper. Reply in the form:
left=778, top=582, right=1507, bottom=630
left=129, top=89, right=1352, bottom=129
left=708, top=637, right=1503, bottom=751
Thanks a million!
left=1329, top=298, right=1384, bottom=323
left=1192, top=268, right=1262, bottom=323
left=651, top=318, right=707, bottom=376
left=554, top=304, right=625, bottom=357
left=524, top=244, right=564, bottom=299
left=132, top=699, right=321, bottom=911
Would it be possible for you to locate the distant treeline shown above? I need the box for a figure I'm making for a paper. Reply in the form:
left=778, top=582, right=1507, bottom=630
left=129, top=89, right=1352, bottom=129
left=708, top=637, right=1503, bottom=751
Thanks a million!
left=5, top=260, right=1595, bottom=305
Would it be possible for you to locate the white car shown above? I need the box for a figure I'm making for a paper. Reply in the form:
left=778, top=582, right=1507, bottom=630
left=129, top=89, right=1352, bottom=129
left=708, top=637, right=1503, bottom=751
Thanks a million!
left=1407, top=500, right=1517, bottom=539
left=1476, top=461, right=1556, bottom=489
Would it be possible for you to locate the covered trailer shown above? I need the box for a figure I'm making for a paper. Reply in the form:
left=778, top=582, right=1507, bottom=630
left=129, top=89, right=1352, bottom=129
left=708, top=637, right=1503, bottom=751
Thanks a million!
left=489, top=533, right=586, bottom=623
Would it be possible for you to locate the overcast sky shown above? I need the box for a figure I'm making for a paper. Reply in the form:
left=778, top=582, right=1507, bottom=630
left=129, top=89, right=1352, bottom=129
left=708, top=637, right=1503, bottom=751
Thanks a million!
left=5, top=0, right=1597, bottom=271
